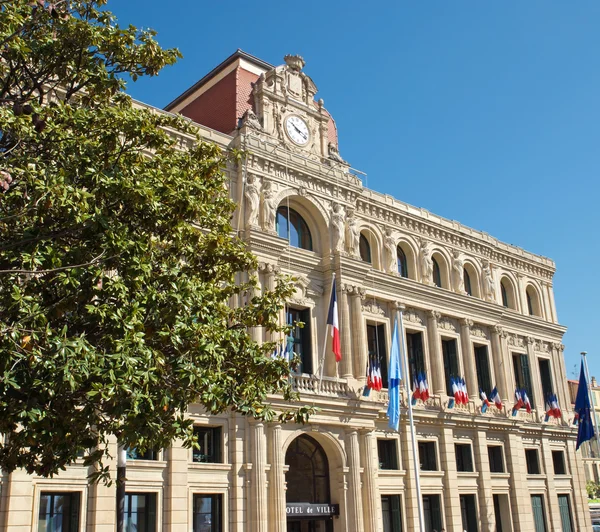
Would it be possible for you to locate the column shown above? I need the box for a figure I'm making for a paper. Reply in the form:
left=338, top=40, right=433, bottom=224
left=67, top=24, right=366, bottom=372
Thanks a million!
left=164, top=440, right=189, bottom=531
left=360, top=430, right=380, bottom=532
left=350, top=287, right=367, bottom=380
left=460, top=319, right=478, bottom=399
left=473, top=430, right=494, bottom=532
left=339, top=284, right=353, bottom=379
left=345, top=429, right=365, bottom=531
left=491, top=326, right=509, bottom=401
left=251, top=422, right=268, bottom=532
left=553, top=343, right=571, bottom=424
left=439, top=427, right=462, bottom=531
left=544, top=281, right=558, bottom=323
left=505, top=433, right=535, bottom=532
left=268, top=424, right=286, bottom=532
left=426, top=310, right=445, bottom=396
left=539, top=280, right=551, bottom=321
left=526, top=337, right=543, bottom=415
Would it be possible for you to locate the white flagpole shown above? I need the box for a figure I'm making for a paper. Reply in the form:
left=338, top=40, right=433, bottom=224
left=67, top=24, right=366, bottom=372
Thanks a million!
left=318, top=273, right=336, bottom=391
left=397, top=304, right=425, bottom=532
left=581, top=351, right=600, bottom=452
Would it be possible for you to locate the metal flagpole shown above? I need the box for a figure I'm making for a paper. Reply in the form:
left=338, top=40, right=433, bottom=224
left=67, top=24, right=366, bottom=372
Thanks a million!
left=397, top=305, right=425, bottom=532
left=581, top=351, right=600, bottom=453
left=318, top=273, right=336, bottom=391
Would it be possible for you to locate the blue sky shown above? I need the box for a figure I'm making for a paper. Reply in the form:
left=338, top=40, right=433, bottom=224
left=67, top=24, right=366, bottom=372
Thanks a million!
left=109, top=1, right=600, bottom=383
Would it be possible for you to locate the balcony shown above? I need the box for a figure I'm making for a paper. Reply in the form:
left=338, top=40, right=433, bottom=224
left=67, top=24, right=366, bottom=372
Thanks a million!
left=291, top=374, right=352, bottom=398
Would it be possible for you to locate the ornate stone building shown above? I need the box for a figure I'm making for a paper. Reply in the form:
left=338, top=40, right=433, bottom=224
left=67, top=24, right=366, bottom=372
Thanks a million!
left=0, top=50, right=590, bottom=531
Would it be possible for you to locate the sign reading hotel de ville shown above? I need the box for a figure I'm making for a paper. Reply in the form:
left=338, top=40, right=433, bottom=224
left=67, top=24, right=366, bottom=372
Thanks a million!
left=286, top=503, right=340, bottom=517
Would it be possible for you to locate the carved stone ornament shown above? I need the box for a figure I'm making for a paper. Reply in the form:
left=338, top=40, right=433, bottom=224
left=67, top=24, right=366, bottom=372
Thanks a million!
left=482, top=259, right=496, bottom=302
left=470, top=325, right=489, bottom=340
left=261, top=180, right=277, bottom=232
left=362, top=300, right=386, bottom=316
left=384, top=227, right=398, bottom=274
left=404, top=308, right=424, bottom=325
left=428, top=309, right=442, bottom=321
left=342, top=283, right=365, bottom=298
left=439, top=317, right=457, bottom=332
left=328, top=142, right=347, bottom=164
left=452, top=249, right=465, bottom=294
left=258, top=262, right=281, bottom=275
left=420, top=239, right=433, bottom=285
left=507, top=335, right=525, bottom=348
left=345, top=208, right=360, bottom=257
left=290, top=275, right=313, bottom=306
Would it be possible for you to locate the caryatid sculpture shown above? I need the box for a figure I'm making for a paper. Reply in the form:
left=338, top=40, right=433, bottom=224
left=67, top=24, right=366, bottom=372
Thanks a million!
left=346, top=208, right=360, bottom=257
left=384, top=228, right=398, bottom=273
left=331, top=203, right=346, bottom=253
left=452, top=249, right=465, bottom=294
left=482, top=259, right=496, bottom=302
left=261, top=180, right=277, bottom=232
left=420, top=239, right=433, bottom=285
left=244, top=174, right=261, bottom=228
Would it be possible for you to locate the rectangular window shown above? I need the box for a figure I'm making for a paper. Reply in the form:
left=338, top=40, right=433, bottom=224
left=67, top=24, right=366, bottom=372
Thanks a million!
left=455, top=443, right=474, bottom=472
left=557, top=494, right=573, bottom=532
left=538, top=358, right=554, bottom=405
left=367, top=324, right=388, bottom=388
left=381, top=495, right=403, bottom=532
left=531, top=495, right=547, bottom=532
left=442, top=338, right=459, bottom=396
left=38, top=492, right=81, bottom=532
left=193, top=426, right=222, bottom=464
left=488, top=446, right=505, bottom=473
left=418, top=441, right=437, bottom=471
left=493, top=494, right=504, bottom=532
left=126, top=448, right=158, bottom=460
left=422, top=495, right=443, bottom=532
left=406, top=331, right=425, bottom=387
left=193, top=494, right=222, bottom=532
left=460, top=494, right=478, bottom=532
left=525, top=449, right=541, bottom=475
left=474, top=344, right=492, bottom=395
left=287, top=308, right=312, bottom=374
left=378, top=439, right=399, bottom=470
left=513, top=354, right=535, bottom=408
left=124, top=493, right=157, bottom=532
left=552, top=451, right=566, bottom=475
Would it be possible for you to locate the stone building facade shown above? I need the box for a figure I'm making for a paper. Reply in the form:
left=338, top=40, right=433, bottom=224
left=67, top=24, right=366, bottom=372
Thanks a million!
left=0, top=51, right=591, bottom=531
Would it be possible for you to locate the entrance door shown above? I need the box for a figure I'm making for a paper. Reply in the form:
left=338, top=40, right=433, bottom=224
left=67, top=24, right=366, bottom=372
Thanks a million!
left=287, top=519, right=333, bottom=532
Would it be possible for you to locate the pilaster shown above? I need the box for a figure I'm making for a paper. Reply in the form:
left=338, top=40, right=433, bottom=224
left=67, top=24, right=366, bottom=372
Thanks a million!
left=426, top=310, right=445, bottom=396
left=473, top=431, right=494, bottom=532
left=360, top=430, right=380, bottom=532
left=268, top=424, right=286, bottom=532
left=539, top=439, right=562, bottom=530
left=491, top=326, right=509, bottom=402
left=439, top=427, right=462, bottom=531
left=526, top=336, right=542, bottom=413
left=400, top=417, right=420, bottom=530
left=164, top=440, right=189, bottom=531
left=348, top=285, right=367, bottom=380
left=345, top=428, right=364, bottom=531
left=250, top=421, right=268, bottom=532
left=460, top=318, right=478, bottom=399
left=565, top=438, right=593, bottom=530
left=505, top=433, right=535, bottom=532
left=338, top=283, right=353, bottom=379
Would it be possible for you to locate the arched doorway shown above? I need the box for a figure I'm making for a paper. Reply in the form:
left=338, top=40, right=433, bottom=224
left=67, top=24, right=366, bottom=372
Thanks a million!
left=285, top=435, right=335, bottom=532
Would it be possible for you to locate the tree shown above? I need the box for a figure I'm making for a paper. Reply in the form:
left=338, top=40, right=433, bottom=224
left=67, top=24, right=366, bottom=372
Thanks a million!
left=0, top=0, right=309, bottom=482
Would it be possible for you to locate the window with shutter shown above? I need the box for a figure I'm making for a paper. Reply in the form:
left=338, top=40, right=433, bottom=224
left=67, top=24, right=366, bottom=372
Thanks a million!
left=531, top=495, right=547, bottom=532
left=382, top=494, right=403, bottom=532
left=557, top=494, right=573, bottom=532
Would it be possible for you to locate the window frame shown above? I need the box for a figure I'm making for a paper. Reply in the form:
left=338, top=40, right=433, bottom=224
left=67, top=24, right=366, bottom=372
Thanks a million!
left=381, top=494, right=403, bottom=532
left=192, top=425, right=223, bottom=464
left=276, top=206, right=313, bottom=251
left=406, top=329, right=426, bottom=390
left=397, top=246, right=409, bottom=278
left=286, top=306, right=313, bottom=375
left=441, top=337, right=460, bottom=397
left=488, top=445, right=505, bottom=473
left=552, top=450, right=567, bottom=475
left=367, top=322, right=388, bottom=389
left=377, top=438, right=400, bottom=470
left=193, top=493, right=223, bottom=532
left=474, top=343, right=493, bottom=397
left=513, top=353, right=535, bottom=409
left=359, top=233, right=372, bottom=263
left=455, top=443, right=474, bottom=473
left=418, top=441, right=438, bottom=471
left=38, top=491, right=82, bottom=532
left=525, top=448, right=541, bottom=475
left=463, top=268, right=472, bottom=296
left=432, top=257, right=442, bottom=288
left=123, top=492, right=157, bottom=532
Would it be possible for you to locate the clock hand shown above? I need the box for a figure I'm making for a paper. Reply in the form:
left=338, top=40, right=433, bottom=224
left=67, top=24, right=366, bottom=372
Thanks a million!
left=292, top=123, right=307, bottom=140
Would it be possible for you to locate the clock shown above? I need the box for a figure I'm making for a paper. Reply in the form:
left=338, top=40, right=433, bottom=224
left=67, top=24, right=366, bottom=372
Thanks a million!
left=285, top=115, right=310, bottom=145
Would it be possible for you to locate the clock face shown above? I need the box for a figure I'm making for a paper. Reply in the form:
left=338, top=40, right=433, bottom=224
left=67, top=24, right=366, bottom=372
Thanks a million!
left=285, top=115, right=310, bottom=145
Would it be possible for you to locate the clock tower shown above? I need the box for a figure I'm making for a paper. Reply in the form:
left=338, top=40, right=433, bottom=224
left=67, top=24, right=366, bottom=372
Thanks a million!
left=165, top=50, right=347, bottom=166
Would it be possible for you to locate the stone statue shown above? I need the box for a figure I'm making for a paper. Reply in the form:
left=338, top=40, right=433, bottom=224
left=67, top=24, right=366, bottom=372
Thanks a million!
left=384, top=228, right=398, bottom=273
left=240, top=109, right=263, bottom=131
left=328, top=142, right=347, bottom=164
left=261, top=180, right=277, bottom=231
left=346, top=208, right=360, bottom=257
left=420, top=240, right=433, bottom=285
left=331, top=203, right=345, bottom=253
left=244, top=174, right=260, bottom=228
left=482, top=259, right=496, bottom=301
left=452, top=250, right=465, bottom=294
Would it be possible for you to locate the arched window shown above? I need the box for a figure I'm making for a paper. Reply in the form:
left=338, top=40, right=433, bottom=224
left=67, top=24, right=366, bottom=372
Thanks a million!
left=464, top=268, right=472, bottom=296
left=397, top=246, right=408, bottom=278
left=276, top=206, right=312, bottom=251
left=359, top=234, right=372, bottom=263
left=432, top=258, right=442, bottom=288
left=285, top=435, right=330, bottom=504
left=526, top=291, right=534, bottom=315
left=501, top=281, right=509, bottom=308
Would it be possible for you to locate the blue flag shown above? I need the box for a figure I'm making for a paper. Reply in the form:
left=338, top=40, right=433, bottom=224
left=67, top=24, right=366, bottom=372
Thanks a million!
left=387, top=317, right=402, bottom=431
left=575, top=361, right=595, bottom=451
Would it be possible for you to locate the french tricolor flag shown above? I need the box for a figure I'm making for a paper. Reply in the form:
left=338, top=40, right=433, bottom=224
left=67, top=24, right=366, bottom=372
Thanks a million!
left=490, top=386, right=502, bottom=410
left=327, top=277, right=341, bottom=362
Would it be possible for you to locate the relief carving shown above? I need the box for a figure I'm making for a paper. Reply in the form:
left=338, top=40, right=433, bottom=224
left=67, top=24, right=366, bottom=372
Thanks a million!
left=439, top=317, right=457, bottom=332
left=362, top=301, right=386, bottom=316
left=404, top=308, right=424, bottom=325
